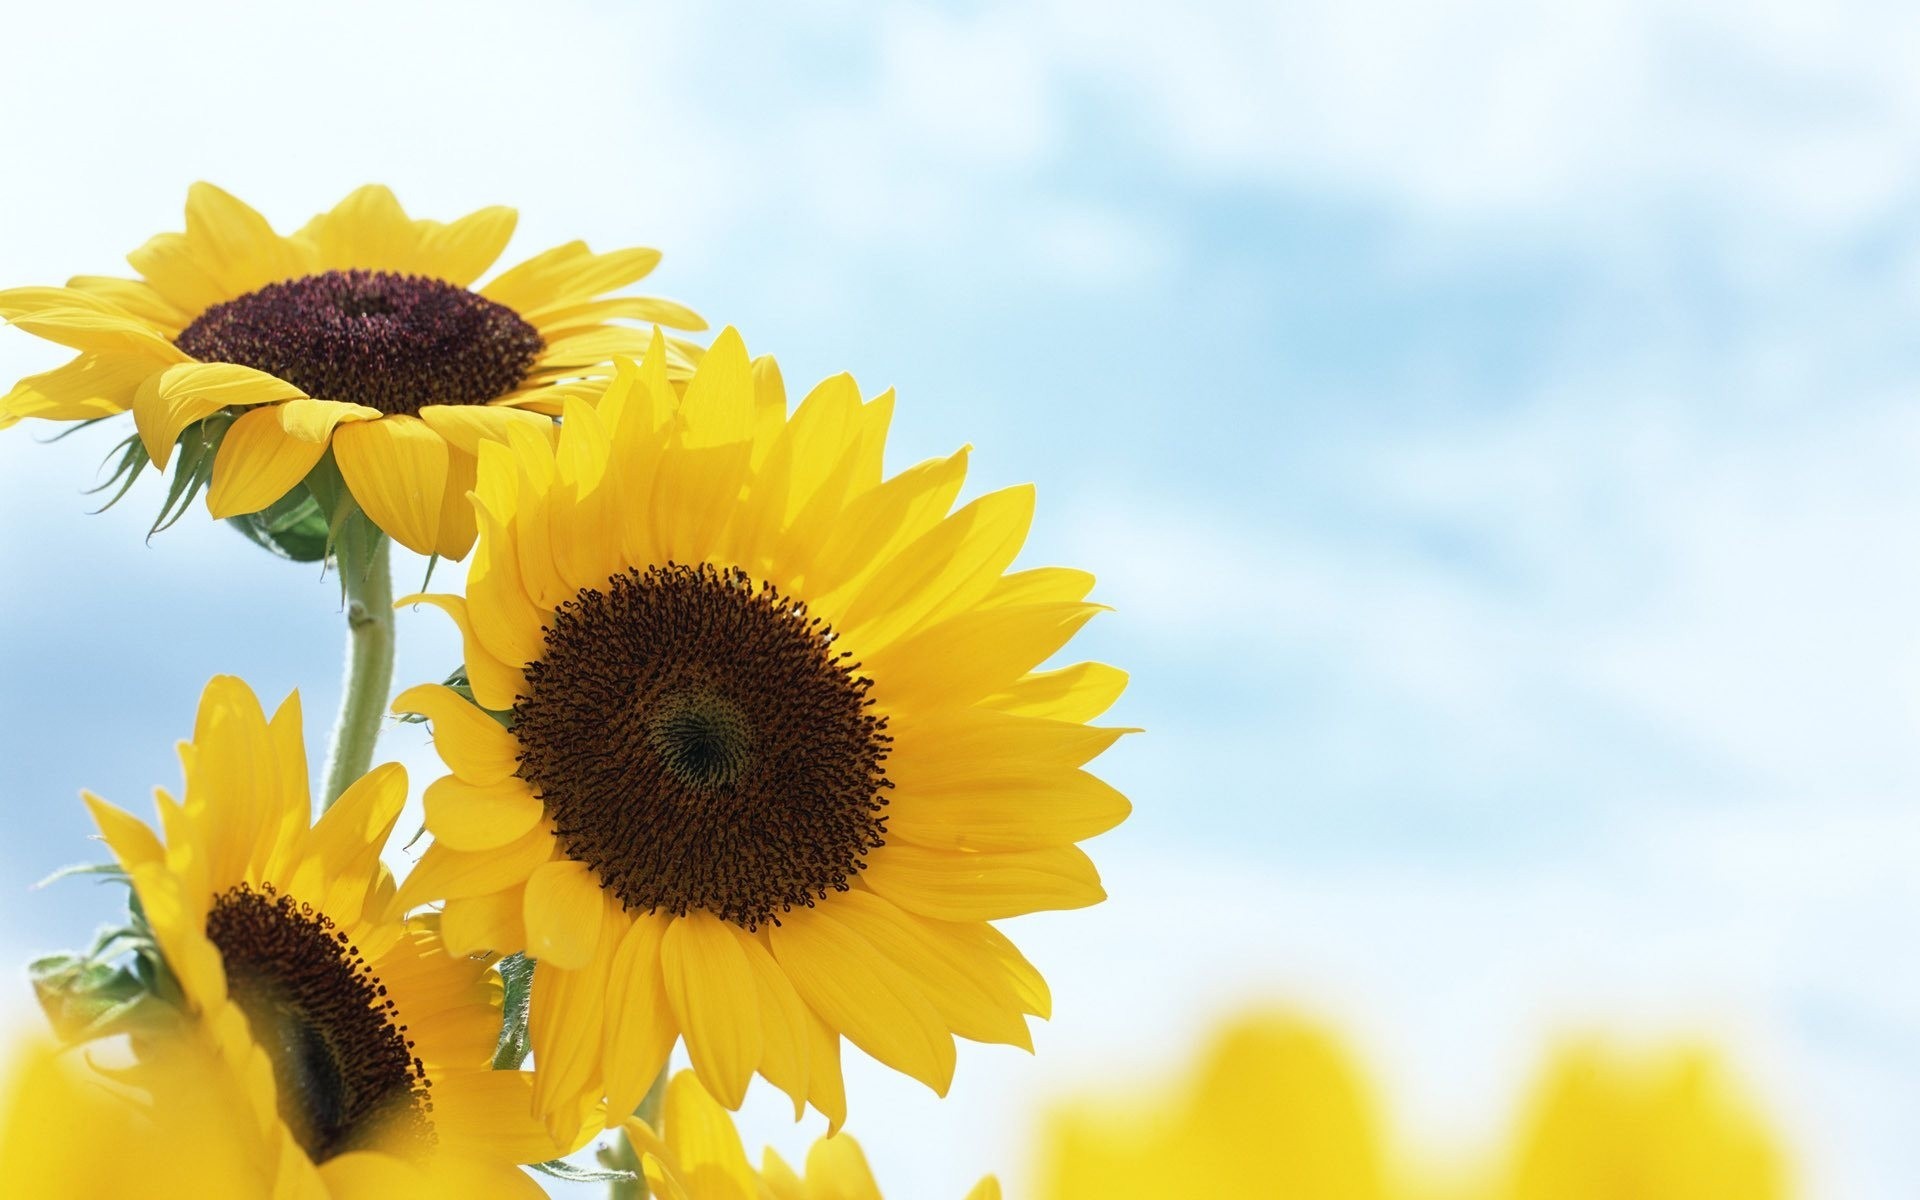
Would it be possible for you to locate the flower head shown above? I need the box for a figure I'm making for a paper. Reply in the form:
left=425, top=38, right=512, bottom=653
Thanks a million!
left=82, top=675, right=590, bottom=1196
left=0, top=1032, right=257, bottom=1199
left=0, top=183, right=703, bottom=557
left=1504, top=1040, right=1791, bottom=1200
left=395, top=328, right=1133, bottom=1130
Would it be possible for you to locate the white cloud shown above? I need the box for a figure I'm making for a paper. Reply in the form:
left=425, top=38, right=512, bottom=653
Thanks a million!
left=1025, top=0, right=1920, bottom=235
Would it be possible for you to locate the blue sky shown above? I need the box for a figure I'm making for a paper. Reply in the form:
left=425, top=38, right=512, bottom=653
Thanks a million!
left=6, top=0, right=1920, bottom=1194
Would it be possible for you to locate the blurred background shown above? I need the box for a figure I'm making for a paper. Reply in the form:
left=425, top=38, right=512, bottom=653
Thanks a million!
left=4, top=0, right=1918, bottom=1194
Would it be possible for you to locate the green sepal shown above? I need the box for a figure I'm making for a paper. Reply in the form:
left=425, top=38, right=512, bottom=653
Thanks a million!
left=224, top=487, right=332, bottom=562
left=147, top=413, right=233, bottom=539
left=492, top=952, right=536, bottom=1070
left=303, top=450, right=383, bottom=596
left=85, top=433, right=151, bottom=515
left=530, top=1158, right=639, bottom=1185
left=29, top=951, right=170, bottom=1041
left=33, top=861, right=129, bottom=890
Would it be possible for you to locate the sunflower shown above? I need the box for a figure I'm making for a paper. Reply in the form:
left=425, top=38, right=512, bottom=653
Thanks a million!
left=1040, top=1014, right=1391, bottom=1200
left=624, top=1070, right=1000, bottom=1200
left=1503, top=1040, right=1791, bottom=1200
left=0, top=1031, right=259, bottom=1199
left=1037, top=1013, right=1795, bottom=1200
left=0, top=182, right=703, bottom=558
left=393, top=327, right=1131, bottom=1130
left=82, top=675, right=591, bottom=1197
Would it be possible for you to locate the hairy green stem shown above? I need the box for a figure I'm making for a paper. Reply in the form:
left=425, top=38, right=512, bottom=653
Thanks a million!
left=320, top=537, right=394, bottom=808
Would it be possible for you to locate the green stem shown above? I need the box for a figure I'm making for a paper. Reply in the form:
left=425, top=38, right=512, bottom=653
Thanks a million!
left=607, top=1069, right=670, bottom=1200
left=320, top=536, right=394, bottom=808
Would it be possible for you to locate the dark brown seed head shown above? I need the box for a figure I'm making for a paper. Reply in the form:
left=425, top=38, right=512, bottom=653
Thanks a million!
left=513, top=563, right=893, bottom=929
left=204, top=884, right=433, bottom=1164
left=174, top=269, right=542, bottom=416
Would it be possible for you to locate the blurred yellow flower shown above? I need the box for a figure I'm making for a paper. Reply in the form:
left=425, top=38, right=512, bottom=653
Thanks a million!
left=1502, top=1041, right=1792, bottom=1200
left=1036, top=1013, right=1794, bottom=1200
left=395, top=328, right=1131, bottom=1131
left=627, top=1070, right=1000, bottom=1200
left=0, top=182, right=703, bottom=557
left=0, top=1032, right=260, bottom=1198
left=1040, top=1013, right=1390, bottom=1200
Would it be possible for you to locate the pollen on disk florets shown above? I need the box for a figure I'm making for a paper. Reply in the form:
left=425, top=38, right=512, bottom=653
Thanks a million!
left=512, top=563, right=893, bottom=930
left=203, top=884, right=433, bottom=1164
left=174, top=268, right=542, bottom=416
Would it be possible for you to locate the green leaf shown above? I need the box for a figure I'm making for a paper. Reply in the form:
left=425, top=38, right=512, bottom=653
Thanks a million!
left=492, top=952, right=536, bottom=1070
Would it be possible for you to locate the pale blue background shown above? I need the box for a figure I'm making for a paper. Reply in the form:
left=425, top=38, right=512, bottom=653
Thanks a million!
left=5, top=1, right=1920, bottom=1195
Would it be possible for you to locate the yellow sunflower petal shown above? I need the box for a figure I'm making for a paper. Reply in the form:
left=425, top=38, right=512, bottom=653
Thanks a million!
left=867, top=602, right=1106, bottom=715
left=839, top=484, right=1036, bottom=652
left=523, top=294, right=707, bottom=334
left=661, top=913, right=763, bottom=1110
left=825, top=890, right=1032, bottom=1048
left=395, top=820, right=556, bottom=909
left=421, top=772, right=543, bottom=853
left=650, top=327, right=754, bottom=564
left=466, top=508, right=549, bottom=671
left=886, top=707, right=1129, bottom=781
left=183, top=181, right=312, bottom=294
left=82, top=792, right=165, bottom=873
left=432, top=1067, right=596, bottom=1163
left=65, top=275, right=187, bottom=329
left=805, top=1010, right=848, bottom=1134
left=982, top=662, right=1129, bottom=723
left=860, top=843, right=1106, bottom=922
left=415, top=205, right=519, bottom=287
left=299, top=184, right=417, bottom=273
left=982, top=566, right=1096, bottom=608
left=396, top=592, right=524, bottom=713
left=206, top=405, right=332, bottom=517
left=434, top=446, right=482, bottom=560
left=291, top=761, right=407, bottom=925
left=482, top=242, right=661, bottom=312
left=392, top=684, right=521, bottom=785
left=768, top=907, right=955, bottom=1095
left=332, top=415, right=449, bottom=556
left=805, top=1134, right=883, bottom=1200
left=661, top=1070, right=758, bottom=1200
left=886, top=767, right=1131, bottom=852
left=601, top=913, right=678, bottom=1121
left=642, top=1154, right=694, bottom=1200
left=417, top=403, right=553, bottom=457
left=0, top=351, right=155, bottom=425
left=761, top=1150, right=807, bottom=1200
left=734, top=930, right=815, bottom=1118
left=523, top=859, right=606, bottom=971
left=125, top=232, right=228, bottom=317
left=133, top=363, right=307, bottom=468
left=440, top=885, right=528, bottom=957
left=806, top=448, right=971, bottom=607
left=528, top=897, right=624, bottom=1127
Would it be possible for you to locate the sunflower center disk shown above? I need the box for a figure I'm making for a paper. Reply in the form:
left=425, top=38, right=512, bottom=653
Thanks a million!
left=204, top=885, right=433, bottom=1164
left=174, top=268, right=542, bottom=416
left=513, top=563, right=893, bottom=929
